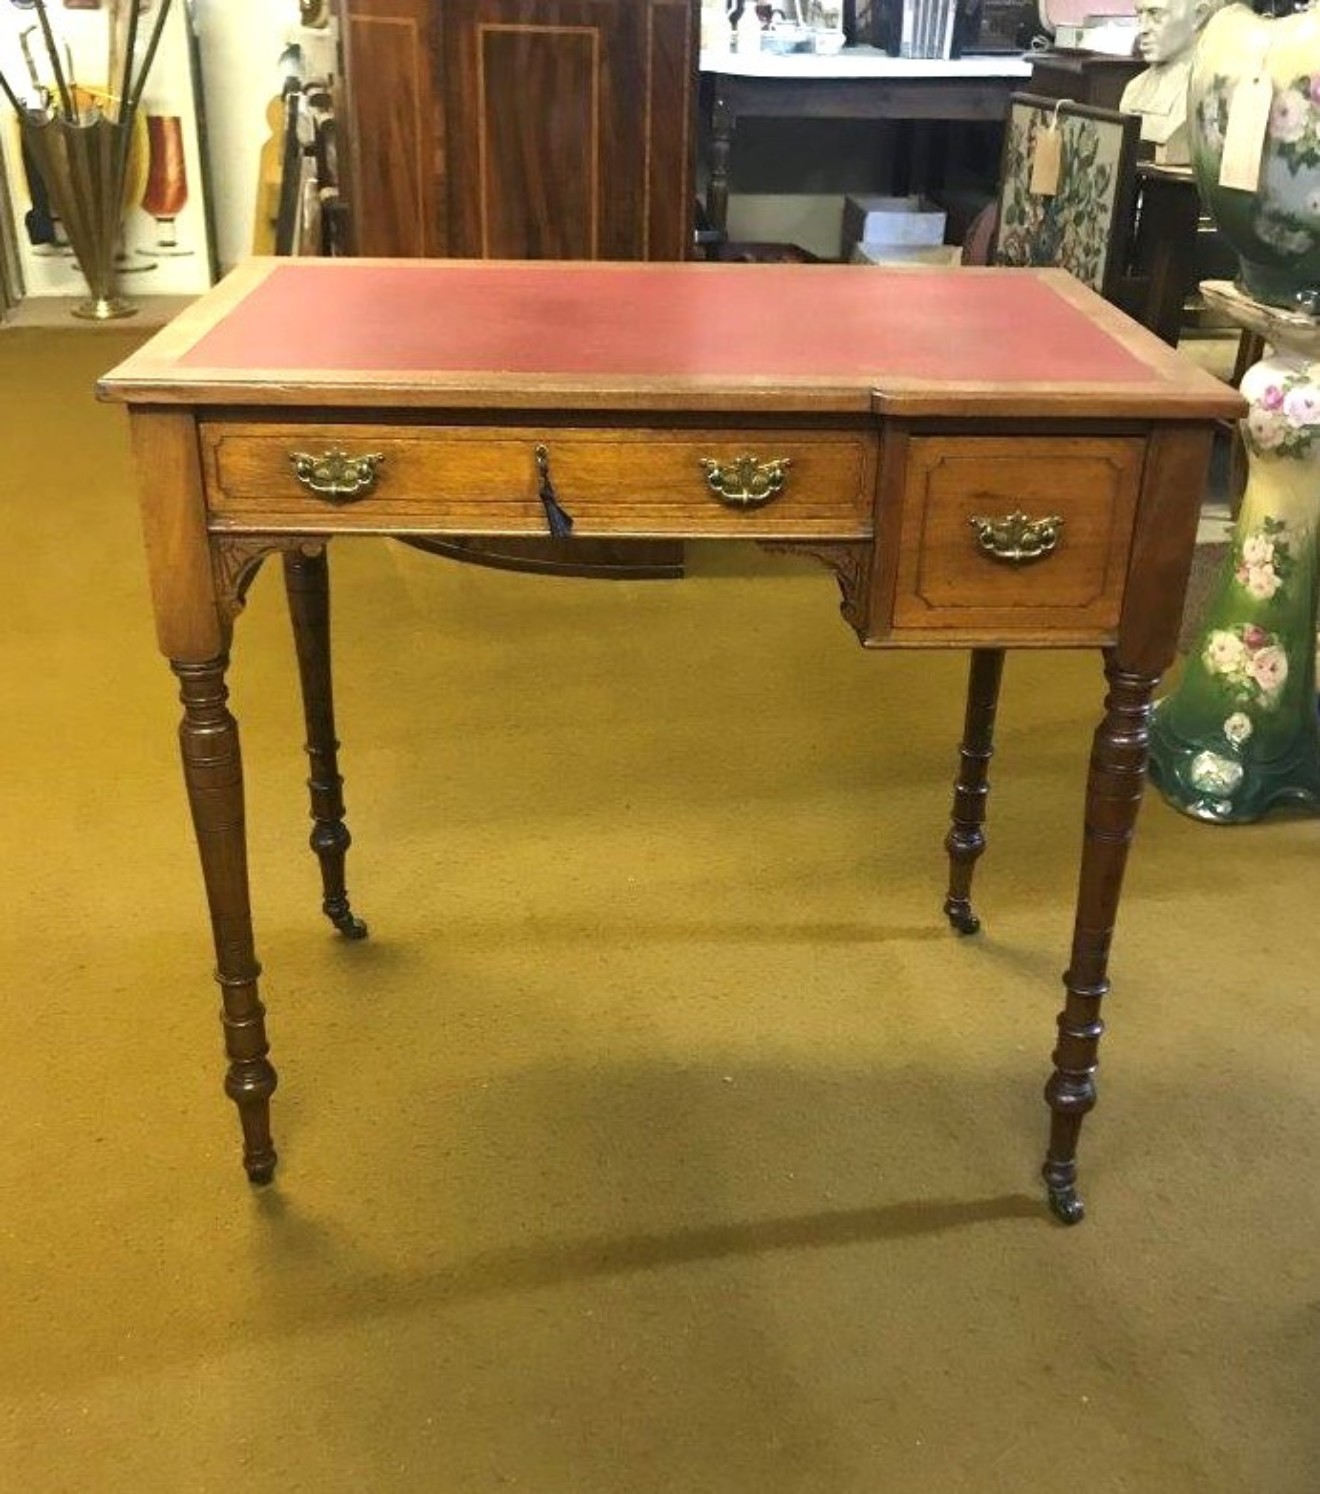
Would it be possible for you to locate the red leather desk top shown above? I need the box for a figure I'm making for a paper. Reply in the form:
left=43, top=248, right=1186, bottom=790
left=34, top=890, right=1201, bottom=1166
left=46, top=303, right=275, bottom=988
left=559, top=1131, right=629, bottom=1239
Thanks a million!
left=100, top=259, right=1243, bottom=420
left=179, top=261, right=1140, bottom=382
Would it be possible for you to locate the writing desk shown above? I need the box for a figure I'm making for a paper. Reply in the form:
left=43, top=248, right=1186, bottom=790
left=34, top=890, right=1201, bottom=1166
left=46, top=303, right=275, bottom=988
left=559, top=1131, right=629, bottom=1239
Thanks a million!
left=100, top=258, right=1241, bottom=1224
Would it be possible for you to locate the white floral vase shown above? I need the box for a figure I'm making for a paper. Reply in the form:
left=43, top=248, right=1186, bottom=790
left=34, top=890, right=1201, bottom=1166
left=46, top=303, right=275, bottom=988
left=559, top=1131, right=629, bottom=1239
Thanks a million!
left=1190, top=3, right=1320, bottom=308
left=1149, top=348, right=1320, bottom=820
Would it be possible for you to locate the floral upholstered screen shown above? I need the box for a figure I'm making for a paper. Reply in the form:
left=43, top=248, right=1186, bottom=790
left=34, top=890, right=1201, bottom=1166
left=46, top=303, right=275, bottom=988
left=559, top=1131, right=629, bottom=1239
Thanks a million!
left=993, top=94, right=1141, bottom=302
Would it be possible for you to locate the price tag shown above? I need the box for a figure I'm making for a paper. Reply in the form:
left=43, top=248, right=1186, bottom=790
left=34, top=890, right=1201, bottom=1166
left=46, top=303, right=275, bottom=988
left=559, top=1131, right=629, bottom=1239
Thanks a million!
left=1219, top=74, right=1273, bottom=193
left=1030, top=126, right=1062, bottom=197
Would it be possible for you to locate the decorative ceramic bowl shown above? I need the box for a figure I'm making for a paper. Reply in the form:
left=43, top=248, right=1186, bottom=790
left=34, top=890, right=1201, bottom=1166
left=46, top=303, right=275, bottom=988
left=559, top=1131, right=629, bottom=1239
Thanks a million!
left=1189, top=3, right=1320, bottom=309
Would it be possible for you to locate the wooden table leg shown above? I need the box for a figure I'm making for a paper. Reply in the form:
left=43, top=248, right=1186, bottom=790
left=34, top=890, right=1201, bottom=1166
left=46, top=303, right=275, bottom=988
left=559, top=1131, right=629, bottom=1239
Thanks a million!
left=1042, top=653, right=1159, bottom=1225
left=173, top=655, right=278, bottom=1184
left=943, top=647, right=1004, bottom=935
left=706, top=86, right=733, bottom=239
left=282, top=547, right=368, bottom=940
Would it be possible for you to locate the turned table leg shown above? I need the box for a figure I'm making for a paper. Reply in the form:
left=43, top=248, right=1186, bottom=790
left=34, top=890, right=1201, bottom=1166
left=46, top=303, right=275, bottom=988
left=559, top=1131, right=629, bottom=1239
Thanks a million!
left=173, top=656, right=278, bottom=1184
left=282, top=547, right=368, bottom=940
left=706, top=87, right=733, bottom=240
left=943, top=647, right=1004, bottom=935
left=1042, top=654, right=1158, bottom=1225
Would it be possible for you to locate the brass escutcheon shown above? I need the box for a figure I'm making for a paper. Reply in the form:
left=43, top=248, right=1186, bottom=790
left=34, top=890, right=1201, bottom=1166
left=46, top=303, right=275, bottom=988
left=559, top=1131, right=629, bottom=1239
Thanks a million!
left=290, top=449, right=385, bottom=502
left=700, top=454, right=791, bottom=508
left=968, top=510, right=1063, bottom=564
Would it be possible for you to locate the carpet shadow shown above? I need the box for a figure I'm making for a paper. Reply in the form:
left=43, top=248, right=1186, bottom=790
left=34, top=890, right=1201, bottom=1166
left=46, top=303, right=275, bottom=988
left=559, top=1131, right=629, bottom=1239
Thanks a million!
left=253, top=1189, right=1047, bottom=1313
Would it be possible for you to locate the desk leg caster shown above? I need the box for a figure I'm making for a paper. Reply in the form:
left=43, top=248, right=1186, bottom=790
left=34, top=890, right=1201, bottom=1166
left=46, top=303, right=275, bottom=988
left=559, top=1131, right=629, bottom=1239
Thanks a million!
left=327, top=902, right=368, bottom=941
left=1042, top=1023, right=1100, bottom=1231
left=1045, top=1184, right=1085, bottom=1226
left=1042, top=1161, right=1086, bottom=1225
left=942, top=648, right=1003, bottom=938
left=312, top=821, right=369, bottom=941
left=943, top=898, right=980, bottom=936
left=284, top=550, right=368, bottom=943
left=241, top=1135, right=278, bottom=1186
left=226, top=1036, right=279, bottom=1185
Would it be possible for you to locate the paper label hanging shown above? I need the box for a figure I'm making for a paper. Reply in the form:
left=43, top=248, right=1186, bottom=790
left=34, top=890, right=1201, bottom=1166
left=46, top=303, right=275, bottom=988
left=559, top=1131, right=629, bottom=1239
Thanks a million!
left=1219, top=74, right=1273, bottom=193
left=1030, top=127, right=1062, bottom=197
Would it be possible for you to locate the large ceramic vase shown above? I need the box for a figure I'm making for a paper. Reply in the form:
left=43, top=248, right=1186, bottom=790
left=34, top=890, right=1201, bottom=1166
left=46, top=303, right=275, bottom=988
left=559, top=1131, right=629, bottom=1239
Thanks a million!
left=1189, top=3, right=1320, bottom=309
left=1149, top=291, right=1320, bottom=821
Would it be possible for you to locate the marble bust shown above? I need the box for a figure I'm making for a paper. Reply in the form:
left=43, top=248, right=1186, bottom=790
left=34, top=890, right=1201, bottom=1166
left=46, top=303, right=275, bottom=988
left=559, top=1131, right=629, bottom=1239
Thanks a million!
left=1120, top=0, right=1228, bottom=165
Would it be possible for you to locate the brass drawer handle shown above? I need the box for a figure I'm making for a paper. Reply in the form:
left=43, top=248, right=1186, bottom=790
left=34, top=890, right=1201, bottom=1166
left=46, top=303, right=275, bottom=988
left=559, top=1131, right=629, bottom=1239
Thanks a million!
left=969, top=510, right=1063, bottom=564
left=290, top=449, right=385, bottom=502
left=700, top=454, right=791, bottom=508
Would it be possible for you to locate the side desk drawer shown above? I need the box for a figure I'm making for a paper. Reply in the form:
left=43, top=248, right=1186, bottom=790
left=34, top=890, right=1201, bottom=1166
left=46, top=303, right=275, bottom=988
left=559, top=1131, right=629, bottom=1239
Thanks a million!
left=199, top=423, right=877, bottom=538
left=888, top=435, right=1144, bottom=640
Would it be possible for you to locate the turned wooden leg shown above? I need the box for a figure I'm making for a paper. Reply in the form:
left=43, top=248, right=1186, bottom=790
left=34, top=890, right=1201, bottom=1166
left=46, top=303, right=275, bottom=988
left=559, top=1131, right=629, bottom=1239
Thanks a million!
left=707, top=88, right=733, bottom=239
left=282, top=547, right=368, bottom=940
left=174, top=656, right=278, bottom=1184
left=1042, top=654, right=1158, bottom=1225
left=943, top=648, right=1004, bottom=935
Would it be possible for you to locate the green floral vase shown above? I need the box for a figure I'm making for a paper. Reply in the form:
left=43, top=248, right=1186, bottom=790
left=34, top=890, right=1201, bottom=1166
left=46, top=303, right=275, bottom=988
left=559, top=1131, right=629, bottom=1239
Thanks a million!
left=1149, top=346, right=1320, bottom=821
left=1189, top=3, right=1320, bottom=309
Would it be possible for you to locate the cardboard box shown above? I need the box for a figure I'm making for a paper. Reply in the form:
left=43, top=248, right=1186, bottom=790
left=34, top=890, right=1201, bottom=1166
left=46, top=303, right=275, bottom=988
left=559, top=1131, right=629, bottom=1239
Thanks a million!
left=840, top=194, right=947, bottom=259
left=849, top=243, right=962, bottom=267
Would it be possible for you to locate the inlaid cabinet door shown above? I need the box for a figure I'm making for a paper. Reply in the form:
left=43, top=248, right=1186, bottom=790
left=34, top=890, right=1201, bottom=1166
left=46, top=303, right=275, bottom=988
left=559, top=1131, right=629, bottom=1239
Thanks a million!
left=334, top=1, right=695, bottom=259
left=442, top=0, right=697, bottom=261
left=339, top=0, right=698, bottom=261
left=338, top=0, right=446, bottom=256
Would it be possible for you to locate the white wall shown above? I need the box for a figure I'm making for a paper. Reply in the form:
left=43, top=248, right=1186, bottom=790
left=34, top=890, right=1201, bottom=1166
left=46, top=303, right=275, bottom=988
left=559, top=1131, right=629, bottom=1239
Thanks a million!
left=192, top=0, right=337, bottom=273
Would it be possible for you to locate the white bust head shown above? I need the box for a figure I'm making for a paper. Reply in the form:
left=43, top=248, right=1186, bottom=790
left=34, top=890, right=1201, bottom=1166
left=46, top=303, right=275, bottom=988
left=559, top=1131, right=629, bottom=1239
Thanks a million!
left=1134, top=0, right=1225, bottom=67
left=1121, top=0, right=1229, bottom=161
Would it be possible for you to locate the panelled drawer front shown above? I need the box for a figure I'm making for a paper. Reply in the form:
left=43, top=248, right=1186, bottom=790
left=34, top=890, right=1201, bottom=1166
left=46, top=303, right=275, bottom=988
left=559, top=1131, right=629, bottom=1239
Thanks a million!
left=889, top=435, right=1144, bottom=638
left=200, top=423, right=877, bottom=538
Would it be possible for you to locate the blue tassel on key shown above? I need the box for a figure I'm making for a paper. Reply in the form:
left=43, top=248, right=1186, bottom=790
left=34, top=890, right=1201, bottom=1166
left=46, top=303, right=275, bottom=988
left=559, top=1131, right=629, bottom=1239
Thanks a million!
left=535, top=444, right=574, bottom=538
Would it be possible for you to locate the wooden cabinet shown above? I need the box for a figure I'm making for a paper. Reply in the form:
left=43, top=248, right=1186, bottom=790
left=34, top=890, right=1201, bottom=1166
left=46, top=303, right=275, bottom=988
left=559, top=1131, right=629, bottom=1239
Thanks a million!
left=1027, top=51, right=1144, bottom=112
left=338, top=0, right=699, bottom=261
left=336, top=0, right=444, bottom=257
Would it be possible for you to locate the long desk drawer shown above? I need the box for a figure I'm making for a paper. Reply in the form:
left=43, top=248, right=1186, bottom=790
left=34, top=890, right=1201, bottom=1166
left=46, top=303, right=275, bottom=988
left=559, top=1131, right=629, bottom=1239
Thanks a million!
left=886, top=435, right=1144, bottom=641
left=200, top=423, right=877, bottom=538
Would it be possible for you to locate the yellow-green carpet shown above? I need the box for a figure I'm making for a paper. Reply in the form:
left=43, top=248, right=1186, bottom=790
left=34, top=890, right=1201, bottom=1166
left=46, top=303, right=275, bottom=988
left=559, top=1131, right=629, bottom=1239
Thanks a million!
left=1, top=327, right=1317, bottom=1492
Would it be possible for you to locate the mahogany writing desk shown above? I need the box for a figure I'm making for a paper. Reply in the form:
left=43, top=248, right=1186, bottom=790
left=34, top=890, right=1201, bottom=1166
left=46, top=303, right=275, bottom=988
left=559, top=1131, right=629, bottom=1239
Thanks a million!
left=100, top=258, right=1242, bottom=1224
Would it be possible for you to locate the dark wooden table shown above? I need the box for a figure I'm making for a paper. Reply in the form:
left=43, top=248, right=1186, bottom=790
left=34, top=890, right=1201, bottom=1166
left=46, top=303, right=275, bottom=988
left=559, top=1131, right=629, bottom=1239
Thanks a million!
left=1027, top=49, right=1144, bottom=111
left=700, top=50, right=1032, bottom=235
left=100, top=258, right=1241, bottom=1224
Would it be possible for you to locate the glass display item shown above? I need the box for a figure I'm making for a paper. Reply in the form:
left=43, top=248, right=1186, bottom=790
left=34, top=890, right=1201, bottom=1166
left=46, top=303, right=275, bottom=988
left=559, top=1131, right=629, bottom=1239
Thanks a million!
left=138, top=112, right=192, bottom=256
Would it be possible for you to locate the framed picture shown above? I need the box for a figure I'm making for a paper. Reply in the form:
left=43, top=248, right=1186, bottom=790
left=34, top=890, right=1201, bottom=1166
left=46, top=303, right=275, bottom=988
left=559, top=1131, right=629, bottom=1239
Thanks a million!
left=993, top=93, right=1141, bottom=302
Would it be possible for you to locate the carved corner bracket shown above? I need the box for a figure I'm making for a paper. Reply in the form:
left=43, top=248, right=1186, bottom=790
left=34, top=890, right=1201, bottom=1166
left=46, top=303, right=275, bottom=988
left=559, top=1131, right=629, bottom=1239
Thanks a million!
left=212, top=536, right=328, bottom=632
left=758, top=540, right=873, bottom=637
